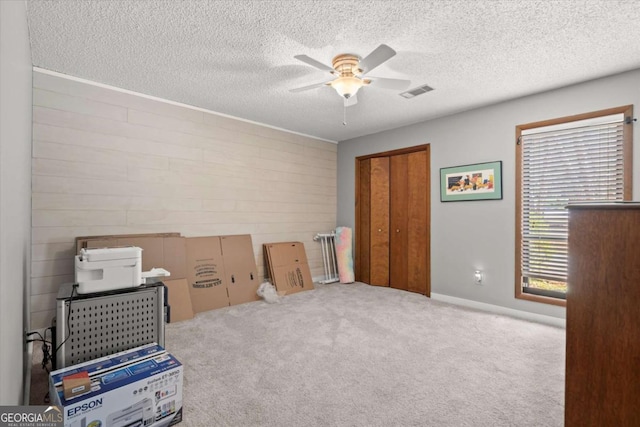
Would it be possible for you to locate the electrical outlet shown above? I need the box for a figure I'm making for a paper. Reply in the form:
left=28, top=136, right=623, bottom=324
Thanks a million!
left=474, top=270, right=483, bottom=285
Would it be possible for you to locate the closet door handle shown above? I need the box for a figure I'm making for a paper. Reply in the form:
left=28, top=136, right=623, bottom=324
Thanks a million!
left=396, top=229, right=400, bottom=233
left=378, top=228, right=382, bottom=232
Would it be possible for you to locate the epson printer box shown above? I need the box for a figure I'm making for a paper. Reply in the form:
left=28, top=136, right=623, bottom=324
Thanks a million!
left=49, top=343, right=183, bottom=427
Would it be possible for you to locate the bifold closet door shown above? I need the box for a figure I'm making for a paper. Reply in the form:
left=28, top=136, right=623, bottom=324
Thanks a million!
left=357, top=159, right=372, bottom=284
left=369, top=157, right=390, bottom=286
left=357, top=157, right=390, bottom=286
left=390, top=150, right=428, bottom=294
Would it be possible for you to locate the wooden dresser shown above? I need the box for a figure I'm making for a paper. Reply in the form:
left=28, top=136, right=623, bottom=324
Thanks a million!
left=565, top=203, right=640, bottom=426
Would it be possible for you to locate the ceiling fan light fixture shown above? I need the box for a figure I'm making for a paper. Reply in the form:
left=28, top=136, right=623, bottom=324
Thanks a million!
left=331, top=76, right=364, bottom=99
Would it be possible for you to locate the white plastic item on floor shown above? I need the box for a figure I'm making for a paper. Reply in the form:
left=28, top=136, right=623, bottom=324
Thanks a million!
left=257, top=281, right=280, bottom=303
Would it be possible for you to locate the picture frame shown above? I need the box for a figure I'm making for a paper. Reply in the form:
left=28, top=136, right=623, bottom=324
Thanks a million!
left=440, top=160, right=503, bottom=202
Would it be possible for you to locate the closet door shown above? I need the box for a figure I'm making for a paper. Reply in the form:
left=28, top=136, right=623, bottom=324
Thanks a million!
left=389, top=154, right=409, bottom=290
left=356, top=157, right=390, bottom=286
left=356, top=159, right=372, bottom=283
left=356, top=144, right=430, bottom=295
left=369, top=157, right=390, bottom=286
left=390, top=150, right=428, bottom=294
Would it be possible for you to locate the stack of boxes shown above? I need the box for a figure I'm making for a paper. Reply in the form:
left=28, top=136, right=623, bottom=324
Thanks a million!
left=75, top=233, right=262, bottom=322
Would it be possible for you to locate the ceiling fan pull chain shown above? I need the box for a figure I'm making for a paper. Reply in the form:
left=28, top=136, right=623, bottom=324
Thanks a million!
left=343, top=103, right=347, bottom=126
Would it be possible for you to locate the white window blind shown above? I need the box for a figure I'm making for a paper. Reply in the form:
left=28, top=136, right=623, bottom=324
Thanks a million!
left=520, top=114, right=625, bottom=284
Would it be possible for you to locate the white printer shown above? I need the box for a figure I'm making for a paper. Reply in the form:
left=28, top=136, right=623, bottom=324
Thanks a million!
left=75, top=247, right=143, bottom=294
left=75, top=246, right=171, bottom=294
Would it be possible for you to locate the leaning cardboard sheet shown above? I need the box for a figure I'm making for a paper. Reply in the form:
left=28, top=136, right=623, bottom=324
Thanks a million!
left=263, top=242, right=314, bottom=295
left=49, top=343, right=183, bottom=427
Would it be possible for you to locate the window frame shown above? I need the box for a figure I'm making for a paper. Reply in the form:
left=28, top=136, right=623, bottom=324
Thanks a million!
left=515, top=105, right=633, bottom=306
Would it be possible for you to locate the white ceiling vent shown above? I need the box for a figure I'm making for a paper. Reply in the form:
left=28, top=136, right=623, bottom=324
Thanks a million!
left=400, top=84, right=434, bottom=99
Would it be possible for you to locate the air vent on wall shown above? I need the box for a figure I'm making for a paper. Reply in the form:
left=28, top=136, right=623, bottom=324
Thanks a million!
left=400, top=84, right=434, bottom=99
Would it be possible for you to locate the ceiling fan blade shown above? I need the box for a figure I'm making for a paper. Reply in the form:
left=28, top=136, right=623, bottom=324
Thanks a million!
left=359, top=44, right=396, bottom=75
left=289, top=80, right=332, bottom=93
left=366, top=76, right=411, bottom=91
left=294, top=55, right=334, bottom=72
left=344, top=94, right=358, bottom=107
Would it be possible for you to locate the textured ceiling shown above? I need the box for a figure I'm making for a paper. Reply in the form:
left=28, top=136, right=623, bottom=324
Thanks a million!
left=26, top=0, right=640, bottom=142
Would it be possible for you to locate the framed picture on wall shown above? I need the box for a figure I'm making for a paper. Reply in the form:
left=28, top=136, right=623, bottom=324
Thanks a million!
left=440, top=160, right=503, bottom=202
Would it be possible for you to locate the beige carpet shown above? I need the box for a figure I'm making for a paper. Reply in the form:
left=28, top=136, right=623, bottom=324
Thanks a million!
left=164, top=282, right=565, bottom=426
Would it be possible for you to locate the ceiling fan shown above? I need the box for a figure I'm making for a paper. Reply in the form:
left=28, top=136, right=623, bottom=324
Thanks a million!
left=290, top=44, right=410, bottom=107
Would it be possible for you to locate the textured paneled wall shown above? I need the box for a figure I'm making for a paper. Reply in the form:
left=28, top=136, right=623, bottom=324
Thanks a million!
left=31, top=71, right=337, bottom=329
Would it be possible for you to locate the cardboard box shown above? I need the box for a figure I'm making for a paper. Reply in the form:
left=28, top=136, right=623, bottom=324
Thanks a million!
left=186, top=237, right=229, bottom=313
left=262, top=241, right=297, bottom=285
left=264, top=242, right=314, bottom=295
left=160, top=237, right=187, bottom=280
left=163, top=279, right=194, bottom=323
left=76, top=232, right=181, bottom=254
left=221, top=235, right=260, bottom=306
left=50, top=343, right=183, bottom=427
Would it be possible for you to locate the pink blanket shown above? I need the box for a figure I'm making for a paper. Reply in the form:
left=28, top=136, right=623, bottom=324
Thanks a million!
left=335, top=226, right=355, bottom=283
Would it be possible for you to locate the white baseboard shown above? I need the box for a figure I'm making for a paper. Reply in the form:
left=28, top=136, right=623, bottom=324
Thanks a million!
left=431, top=293, right=566, bottom=328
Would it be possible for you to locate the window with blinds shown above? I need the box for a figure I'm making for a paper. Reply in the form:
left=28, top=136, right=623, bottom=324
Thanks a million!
left=515, top=106, right=633, bottom=304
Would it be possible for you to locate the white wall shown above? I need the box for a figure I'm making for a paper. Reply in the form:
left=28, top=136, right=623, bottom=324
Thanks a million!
left=31, top=71, right=337, bottom=330
left=0, top=0, right=32, bottom=405
left=337, top=69, right=640, bottom=319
